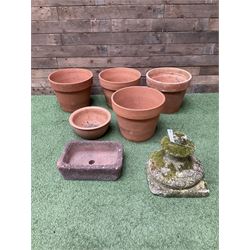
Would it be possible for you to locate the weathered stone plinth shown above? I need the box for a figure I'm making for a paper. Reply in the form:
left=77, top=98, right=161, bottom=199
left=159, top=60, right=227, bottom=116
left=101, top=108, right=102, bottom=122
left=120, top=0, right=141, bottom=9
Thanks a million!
left=146, top=131, right=209, bottom=197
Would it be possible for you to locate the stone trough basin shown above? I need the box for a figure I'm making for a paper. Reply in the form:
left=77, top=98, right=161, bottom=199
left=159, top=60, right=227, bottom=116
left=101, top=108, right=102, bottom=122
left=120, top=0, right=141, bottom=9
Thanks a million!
left=57, top=140, right=123, bottom=180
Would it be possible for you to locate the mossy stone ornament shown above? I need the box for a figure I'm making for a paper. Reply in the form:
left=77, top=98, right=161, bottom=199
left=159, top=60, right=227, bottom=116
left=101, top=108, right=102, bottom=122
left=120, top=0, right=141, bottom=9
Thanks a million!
left=147, top=130, right=209, bottom=197
left=161, top=131, right=195, bottom=158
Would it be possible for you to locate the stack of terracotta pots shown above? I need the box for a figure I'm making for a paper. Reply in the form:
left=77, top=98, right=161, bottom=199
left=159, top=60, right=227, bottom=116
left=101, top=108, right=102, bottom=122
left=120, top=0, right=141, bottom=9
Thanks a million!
left=98, top=67, right=141, bottom=107
left=49, top=66, right=192, bottom=142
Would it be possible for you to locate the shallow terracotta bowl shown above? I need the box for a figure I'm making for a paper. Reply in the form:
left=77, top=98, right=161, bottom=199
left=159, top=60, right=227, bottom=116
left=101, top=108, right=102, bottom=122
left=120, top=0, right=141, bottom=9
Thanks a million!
left=69, top=106, right=111, bottom=139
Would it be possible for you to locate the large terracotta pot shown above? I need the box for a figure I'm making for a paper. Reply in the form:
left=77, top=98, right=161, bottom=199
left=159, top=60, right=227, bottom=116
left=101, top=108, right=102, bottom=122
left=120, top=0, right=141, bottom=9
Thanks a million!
left=146, top=67, right=192, bottom=113
left=111, top=86, right=165, bottom=142
left=48, top=68, right=93, bottom=112
left=99, top=67, right=141, bottom=107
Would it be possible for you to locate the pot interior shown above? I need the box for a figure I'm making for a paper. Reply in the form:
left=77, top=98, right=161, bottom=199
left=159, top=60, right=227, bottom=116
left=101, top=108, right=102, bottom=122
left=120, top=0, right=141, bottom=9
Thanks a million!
left=50, top=69, right=92, bottom=84
left=113, top=87, right=165, bottom=110
left=148, top=68, right=190, bottom=84
left=63, top=142, right=120, bottom=166
left=100, top=68, right=140, bottom=83
left=72, top=108, right=110, bottom=129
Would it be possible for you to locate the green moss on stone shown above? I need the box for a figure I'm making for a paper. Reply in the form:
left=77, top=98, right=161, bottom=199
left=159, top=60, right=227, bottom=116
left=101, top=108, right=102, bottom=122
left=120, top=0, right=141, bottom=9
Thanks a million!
left=161, top=132, right=195, bottom=158
left=165, top=163, right=177, bottom=180
left=150, top=149, right=165, bottom=168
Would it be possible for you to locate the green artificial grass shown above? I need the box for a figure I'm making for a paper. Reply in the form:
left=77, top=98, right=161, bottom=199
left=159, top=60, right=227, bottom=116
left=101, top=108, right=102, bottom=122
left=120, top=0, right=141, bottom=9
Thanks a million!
left=32, top=94, right=218, bottom=250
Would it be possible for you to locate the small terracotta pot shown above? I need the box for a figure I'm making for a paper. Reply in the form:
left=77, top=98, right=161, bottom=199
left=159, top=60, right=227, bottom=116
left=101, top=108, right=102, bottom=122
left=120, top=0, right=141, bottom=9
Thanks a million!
left=111, top=86, right=165, bottom=142
left=69, top=106, right=111, bottom=139
left=146, top=67, right=192, bottom=113
left=48, top=68, right=93, bottom=112
left=99, top=67, right=141, bottom=107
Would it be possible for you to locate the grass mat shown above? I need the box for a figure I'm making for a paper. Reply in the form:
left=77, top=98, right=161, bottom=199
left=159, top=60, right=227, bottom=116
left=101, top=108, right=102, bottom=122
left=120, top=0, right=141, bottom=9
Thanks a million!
left=32, top=94, right=219, bottom=250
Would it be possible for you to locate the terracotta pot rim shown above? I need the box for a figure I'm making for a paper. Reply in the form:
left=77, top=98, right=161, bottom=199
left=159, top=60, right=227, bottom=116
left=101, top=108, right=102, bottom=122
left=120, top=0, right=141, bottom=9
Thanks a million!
left=48, top=68, right=93, bottom=86
left=146, top=67, right=192, bottom=90
left=98, top=67, right=141, bottom=86
left=111, top=86, right=165, bottom=112
left=69, top=106, right=111, bottom=131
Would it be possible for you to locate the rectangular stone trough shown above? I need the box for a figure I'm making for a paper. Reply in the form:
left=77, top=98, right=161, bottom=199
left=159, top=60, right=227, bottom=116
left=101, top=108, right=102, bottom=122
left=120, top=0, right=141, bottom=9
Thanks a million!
left=57, top=140, right=123, bottom=180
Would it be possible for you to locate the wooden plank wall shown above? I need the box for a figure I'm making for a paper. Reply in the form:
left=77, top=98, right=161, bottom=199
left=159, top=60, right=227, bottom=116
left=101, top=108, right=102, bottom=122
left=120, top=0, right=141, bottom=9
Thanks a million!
left=31, top=0, right=219, bottom=95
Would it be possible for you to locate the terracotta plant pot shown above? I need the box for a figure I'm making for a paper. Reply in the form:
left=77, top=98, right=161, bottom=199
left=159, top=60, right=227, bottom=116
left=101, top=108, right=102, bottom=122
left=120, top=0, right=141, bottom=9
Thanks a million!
left=48, top=68, right=93, bottom=112
left=69, top=106, right=111, bottom=139
left=99, top=67, right=141, bottom=107
left=111, top=86, right=165, bottom=142
left=146, top=67, right=192, bottom=113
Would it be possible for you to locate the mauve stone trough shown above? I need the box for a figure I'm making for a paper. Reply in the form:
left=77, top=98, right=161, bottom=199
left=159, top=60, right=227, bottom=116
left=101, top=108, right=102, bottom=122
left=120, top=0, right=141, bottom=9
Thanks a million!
left=57, top=140, right=123, bottom=180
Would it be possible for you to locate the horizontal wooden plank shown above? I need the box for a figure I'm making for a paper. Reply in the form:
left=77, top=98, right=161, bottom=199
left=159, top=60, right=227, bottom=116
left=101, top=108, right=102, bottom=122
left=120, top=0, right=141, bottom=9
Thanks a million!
left=32, top=19, right=111, bottom=33
left=32, top=45, right=108, bottom=57
left=199, top=66, right=218, bottom=75
left=32, top=7, right=58, bottom=21
left=32, top=0, right=166, bottom=7
left=32, top=0, right=95, bottom=6
left=167, top=31, right=218, bottom=43
left=209, top=18, right=219, bottom=31
left=58, top=5, right=164, bottom=20
left=61, top=32, right=165, bottom=45
left=31, top=18, right=216, bottom=34
left=109, top=43, right=217, bottom=56
left=165, top=4, right=218, bottom=18
left=61, top=31, right=218, bottom=45
left=189, top=76, right=219, bottom=92
left=165, top=0, right=218, bottom=4
left=31, top=43, right=217, bottom=58
left=111, top=18, right=209, bottom=32
left=32, top=34, right=61, bottom=45
left=57, top=55, right=218, bottom=68
left=32, top=58, right=58, bottom=68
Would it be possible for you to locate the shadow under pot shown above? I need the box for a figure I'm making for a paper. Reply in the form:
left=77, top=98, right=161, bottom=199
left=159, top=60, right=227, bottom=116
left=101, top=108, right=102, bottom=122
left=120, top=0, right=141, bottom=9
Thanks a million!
left=98, top=67, right=141, bottom=108
left=111, top=86, right=165, bottom=142
left=146, top=67, right=192, bottom=114
left=48, top=68, right=93, bottom=112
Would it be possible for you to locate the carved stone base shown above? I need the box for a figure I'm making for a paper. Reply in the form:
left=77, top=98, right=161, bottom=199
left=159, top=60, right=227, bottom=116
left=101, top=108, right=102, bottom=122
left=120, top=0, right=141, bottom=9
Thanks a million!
left=147, top=165, right=209, bottom=197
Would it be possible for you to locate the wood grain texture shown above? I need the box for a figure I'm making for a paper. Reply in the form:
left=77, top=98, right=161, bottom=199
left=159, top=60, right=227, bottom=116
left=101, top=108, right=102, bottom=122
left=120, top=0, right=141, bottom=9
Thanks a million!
left=32, top=0, right=166, bottom=7
left=32, top=7, right=58, bottom=21
left=209, top=18, right=219, bottom=31
left=109, top=43, right=217, bottom=56
left=165, top=4, right=218, bottom=18
left=31, top=0, right=219, bottom=94
left=57, top=55, right=218, bottom=68
left=58, top=5, right=164, bottom=20
left=61, top=31, right=218, bottom=45
left=166, top=0, right=218, bottom=4
left=111, top=18, right=210, bottom=32
left=32, top=34, right=61, bottom=45
left=32, top=57, right=58, bottom=68
left=32, top=20, right=111, bottom=33
left=32, top=45, right=108, bottom=57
